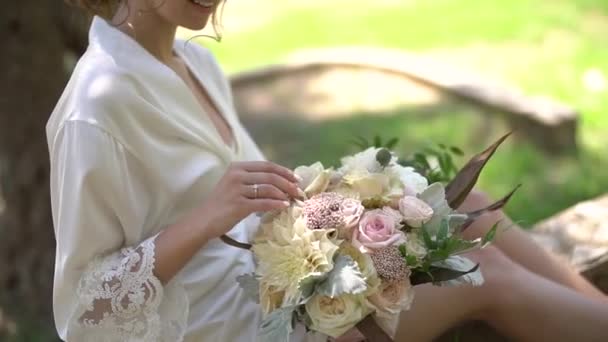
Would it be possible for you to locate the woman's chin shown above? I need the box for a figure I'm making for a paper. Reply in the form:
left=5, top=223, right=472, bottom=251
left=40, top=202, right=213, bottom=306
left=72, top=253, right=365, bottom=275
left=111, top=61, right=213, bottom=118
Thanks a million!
left=181, top=20, right=210, bottom=31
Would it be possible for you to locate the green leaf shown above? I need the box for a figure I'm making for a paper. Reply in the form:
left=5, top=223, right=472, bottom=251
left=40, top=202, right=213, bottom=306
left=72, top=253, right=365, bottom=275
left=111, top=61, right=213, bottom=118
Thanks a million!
left=373, top=135, right=382, bottom=148
left=258, top=307, right=295, bottom=342
left=437, top=218, right=450, bottom=243
left=438, top=143, right=447, bottom=150
left=423, top=146, right=441, bottom=157
left=450, top=146, right=464, bottom=156
left=317, top=255, right=367, bottom=298
left=482, top=222, right=500, bottom=246
left=421, top=224, right=436, bottom=250
left=443, top=237, right=481, bottom=256
left=385, top=137, right=399, bottom=149
left=406, top=255, right=418, bottom=266
left=351, top=136, right=370, bottom=150
left=413, top=153, right=431, bottom=169
left=398, top=244, right=407, bottom=258
left=444, top=152, right=457, bottom=175
left=236, top=273, right=260, bottom=303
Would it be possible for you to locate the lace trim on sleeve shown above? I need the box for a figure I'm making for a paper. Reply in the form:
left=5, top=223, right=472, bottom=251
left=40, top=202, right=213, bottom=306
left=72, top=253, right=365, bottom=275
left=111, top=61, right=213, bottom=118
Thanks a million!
left=71, top=235, right=187, bottom=341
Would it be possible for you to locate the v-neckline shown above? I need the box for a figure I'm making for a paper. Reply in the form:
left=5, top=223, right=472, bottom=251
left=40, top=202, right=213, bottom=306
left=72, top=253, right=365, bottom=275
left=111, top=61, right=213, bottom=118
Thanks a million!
left=171, top=47, right=239, bottom=155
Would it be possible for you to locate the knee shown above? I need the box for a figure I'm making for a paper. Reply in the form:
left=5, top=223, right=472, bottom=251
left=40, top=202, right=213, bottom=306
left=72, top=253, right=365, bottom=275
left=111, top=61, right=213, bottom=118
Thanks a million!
left=467, top=246, right=524, bottom=319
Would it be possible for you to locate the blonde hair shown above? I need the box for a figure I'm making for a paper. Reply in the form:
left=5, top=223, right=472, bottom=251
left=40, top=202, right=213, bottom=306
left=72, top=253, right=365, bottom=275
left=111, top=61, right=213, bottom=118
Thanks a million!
left=64, top=0, right=224, bottom=38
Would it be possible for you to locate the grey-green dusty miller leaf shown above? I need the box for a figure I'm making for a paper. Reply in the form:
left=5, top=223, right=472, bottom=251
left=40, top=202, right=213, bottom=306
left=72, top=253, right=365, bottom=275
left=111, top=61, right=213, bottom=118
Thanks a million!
left=434, top=255, right=484, bottom=287
left=257, top=307, right=295, bottom=342
left=236, top=273, right=260, bottom=303
left=418, top=183, right=453, bottom=235
left=317, top=255, right=367, bottom=298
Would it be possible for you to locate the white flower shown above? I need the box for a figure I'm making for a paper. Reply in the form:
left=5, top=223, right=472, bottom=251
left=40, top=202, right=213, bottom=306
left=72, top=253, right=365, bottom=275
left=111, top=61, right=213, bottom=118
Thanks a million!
left=387, top=165, right=428, bottom=195
left=367, top=279, right=414, bottom=337
left=399, top=196, right=434, bottom=228
left=294, top=162, right=325, bottom=190
left=253, top=217, right=340, bottom=305
left=340, top=147, right=394, bottom=174
left=294, top=162, right=334, bottom=197
left=338, top=242, right=380, bottom=293
left=342, top=168, right=390, bottom=200
left=403, top=233, right=427, bottom=260
left=306, top=294, right=371, bottom=338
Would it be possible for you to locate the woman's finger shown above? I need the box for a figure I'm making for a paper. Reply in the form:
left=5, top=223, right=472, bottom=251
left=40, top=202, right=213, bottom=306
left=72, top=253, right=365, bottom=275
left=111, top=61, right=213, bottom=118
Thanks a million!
left=249, top=199, right=291, bottom=213
left=245, top=172, right=301, bottom=199
left=237, top=161, right=298, bottom=183
left=243, top=183, right=289, bottom=201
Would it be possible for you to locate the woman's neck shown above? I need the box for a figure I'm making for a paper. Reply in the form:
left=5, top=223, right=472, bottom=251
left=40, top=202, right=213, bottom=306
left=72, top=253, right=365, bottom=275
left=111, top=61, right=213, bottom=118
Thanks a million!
left=112, top=3, right=177, bottom=64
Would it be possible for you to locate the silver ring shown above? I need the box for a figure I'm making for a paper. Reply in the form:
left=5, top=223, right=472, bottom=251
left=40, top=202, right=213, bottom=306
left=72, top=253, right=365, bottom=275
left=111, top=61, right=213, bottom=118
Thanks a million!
left=252, top=184, right=259, bottom=199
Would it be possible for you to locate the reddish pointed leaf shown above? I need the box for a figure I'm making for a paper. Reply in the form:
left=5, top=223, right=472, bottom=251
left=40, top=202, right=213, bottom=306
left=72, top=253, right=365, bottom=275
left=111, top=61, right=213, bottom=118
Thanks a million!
left=458, top=185, right=521, bottom=233
left=446, top=133, right=512, bottom=209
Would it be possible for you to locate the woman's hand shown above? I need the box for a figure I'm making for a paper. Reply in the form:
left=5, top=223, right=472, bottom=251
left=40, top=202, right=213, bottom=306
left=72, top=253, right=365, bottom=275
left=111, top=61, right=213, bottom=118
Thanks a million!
left=187, top=161, right=303, bottom=241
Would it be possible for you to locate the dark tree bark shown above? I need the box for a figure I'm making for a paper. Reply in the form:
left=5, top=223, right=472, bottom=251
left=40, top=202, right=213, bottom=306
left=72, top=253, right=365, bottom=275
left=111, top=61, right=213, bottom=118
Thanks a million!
left=0, top=1, right=89, bottom=338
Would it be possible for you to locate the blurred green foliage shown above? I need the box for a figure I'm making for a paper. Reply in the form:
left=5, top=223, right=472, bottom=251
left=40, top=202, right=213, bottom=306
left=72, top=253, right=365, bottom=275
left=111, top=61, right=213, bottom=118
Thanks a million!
left=193, top=0, right=608, bottom=225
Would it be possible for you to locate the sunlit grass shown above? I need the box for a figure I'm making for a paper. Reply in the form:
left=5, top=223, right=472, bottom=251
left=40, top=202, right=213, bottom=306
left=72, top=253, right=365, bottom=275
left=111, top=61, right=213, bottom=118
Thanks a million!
left=183, top=0, right=608, bottom=223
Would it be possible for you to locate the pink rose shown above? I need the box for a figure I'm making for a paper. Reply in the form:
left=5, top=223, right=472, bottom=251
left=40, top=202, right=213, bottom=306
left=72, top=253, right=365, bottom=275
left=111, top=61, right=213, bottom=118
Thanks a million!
left=352, top=208, right=405, bottom=253
left=340, top=199, right=365, bottom=236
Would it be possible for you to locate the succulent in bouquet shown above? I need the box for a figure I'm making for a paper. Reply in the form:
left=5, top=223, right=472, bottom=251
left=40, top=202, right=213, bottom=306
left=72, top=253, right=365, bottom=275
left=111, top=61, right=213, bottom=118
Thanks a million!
left=221, top=133, right=519, bottom=341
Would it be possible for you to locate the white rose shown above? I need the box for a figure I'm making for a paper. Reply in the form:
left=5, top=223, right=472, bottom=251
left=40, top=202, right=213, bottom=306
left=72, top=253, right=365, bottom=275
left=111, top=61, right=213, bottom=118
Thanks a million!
left=404, top=233, right=427, bottom=260
left=294, top=162, right=334, bottom=197
left=399, top=196, right=434, bottom=228
left=294, top=162, right=324, bottom=189
left=306, top=294, right=370, bottom=338
left=387, top=165, right=428, bottom=195
left=367, top=280, right=414, bottom=337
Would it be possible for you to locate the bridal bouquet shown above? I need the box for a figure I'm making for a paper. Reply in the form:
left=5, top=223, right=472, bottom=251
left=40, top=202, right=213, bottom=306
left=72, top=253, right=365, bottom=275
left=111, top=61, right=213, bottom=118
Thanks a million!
left=223, top=134, right=518, bottom=341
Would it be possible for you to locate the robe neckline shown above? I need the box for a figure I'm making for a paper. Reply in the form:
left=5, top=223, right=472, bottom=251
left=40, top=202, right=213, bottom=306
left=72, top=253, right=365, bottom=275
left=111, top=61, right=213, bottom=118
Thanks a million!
left=88, top=16, right=240, bottom=161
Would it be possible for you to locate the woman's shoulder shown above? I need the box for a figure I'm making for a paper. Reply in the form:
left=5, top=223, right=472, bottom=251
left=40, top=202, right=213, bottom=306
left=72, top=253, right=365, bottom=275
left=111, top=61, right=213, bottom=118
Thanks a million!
left=47, top=49, right=146, bottom=152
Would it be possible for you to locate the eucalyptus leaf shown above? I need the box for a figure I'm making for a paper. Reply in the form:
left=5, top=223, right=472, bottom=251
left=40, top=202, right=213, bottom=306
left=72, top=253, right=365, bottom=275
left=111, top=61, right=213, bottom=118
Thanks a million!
left=236, top=273, right=260, bottom=303
left=257, top=306, right=295, bottom=342
left=317, top=255, right=367, bottom=298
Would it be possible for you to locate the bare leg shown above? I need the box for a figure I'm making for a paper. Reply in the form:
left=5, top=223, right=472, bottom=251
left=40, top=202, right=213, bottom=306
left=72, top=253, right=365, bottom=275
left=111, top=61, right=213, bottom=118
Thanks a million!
left=394, top=247, right=608, bottom=342
left=458, top=191, right=606, bottom=300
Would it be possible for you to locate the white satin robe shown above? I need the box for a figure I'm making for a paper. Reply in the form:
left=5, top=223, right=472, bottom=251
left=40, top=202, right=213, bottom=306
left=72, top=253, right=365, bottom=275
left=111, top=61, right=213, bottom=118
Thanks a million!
left=47, top=17, right=315, bottom=342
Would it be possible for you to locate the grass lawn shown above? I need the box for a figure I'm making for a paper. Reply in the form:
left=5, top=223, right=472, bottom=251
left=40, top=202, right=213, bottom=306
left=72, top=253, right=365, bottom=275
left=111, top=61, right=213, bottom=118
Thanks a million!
left=184, top=0, right=608, bottom=224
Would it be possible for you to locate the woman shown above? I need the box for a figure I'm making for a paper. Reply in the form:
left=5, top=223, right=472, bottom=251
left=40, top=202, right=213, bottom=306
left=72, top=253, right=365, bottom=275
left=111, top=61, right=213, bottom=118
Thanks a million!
left=49, top=0, right=608, bottom=341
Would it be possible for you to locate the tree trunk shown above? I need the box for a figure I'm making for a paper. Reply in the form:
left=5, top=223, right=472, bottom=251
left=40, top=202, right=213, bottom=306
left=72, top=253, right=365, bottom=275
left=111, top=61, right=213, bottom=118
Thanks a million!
left=0, top=1, right=89, bottom=338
